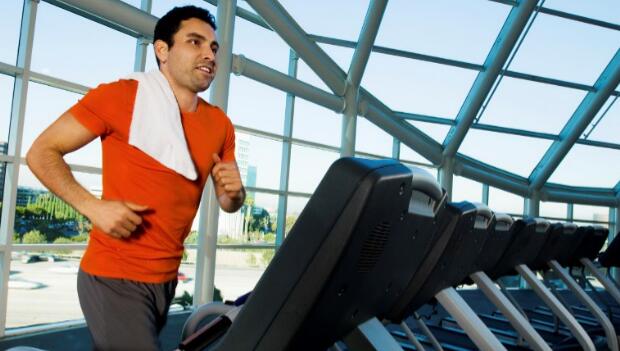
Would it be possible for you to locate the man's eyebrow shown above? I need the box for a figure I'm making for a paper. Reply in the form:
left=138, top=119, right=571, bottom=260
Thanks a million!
left=186, top=32, right=207, bottom=41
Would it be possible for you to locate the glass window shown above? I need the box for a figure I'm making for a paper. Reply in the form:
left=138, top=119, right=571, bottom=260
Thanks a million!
left=400, top=143, right=430, bottom=165
left=452, top=175, right=482, bottom=203
left=295, top=58, right=331, bottom=94
left=544, top=0, right=620, bottom=25
left=356, top=117, right=393, bottom=157
left=488, top=186, right=523, bottom=216
left=374, top=0, right=511, bottom=64
left=509, top=13, right=620, bottom=86
left=574, top=204, right=609, bottom=223
left=214, top=247, right=267, bottom=301
left=235, top=132, right=282, bottom=190
left=227, top=75, right=287, bottom=135
left=459, top=130, right=553, bottom=177
left=176, top=248, right=197, bottom=304
left=540, top=201, right=567, bottom=220
left=362, top=53, right=478, bottom=118
left=478, top=77, right=587, bottom=134
left=280, top=0, right=369, bottom=42
left=22, top=82, right=102, bottom=168
left=6, top=250, right=85, bottom=329
left=285, top=195, right=309, bottom=236
left=587, top=96, right=620, bottom=145
left=232, top=12, right=291, bottom=74
left=293, top=98, right=341, bottom=147
left=289, top=144, right=339, bottom=194
left=320, top=44, right=354, bottom=78
left=549, top=144, right=620, bottom=188
left=218, top=191, right=278, bottom=245
left=407, top=121, right=451, bottom=144
left=151, top=0, right=216, bottom=18
left=292, top=44, right=353, bottom=93
left=120, top=0, right=141, bottom=8
left=31, top=2, right=135, bottom=87
left=0, top=0, right=22, bottom=65
left=0, top=74, right=14, bottom=151
left=14, top=166, right=98, bottom=242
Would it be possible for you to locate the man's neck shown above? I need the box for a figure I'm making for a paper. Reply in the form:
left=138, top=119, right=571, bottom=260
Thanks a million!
left=160, top=69, right=198, bottom=113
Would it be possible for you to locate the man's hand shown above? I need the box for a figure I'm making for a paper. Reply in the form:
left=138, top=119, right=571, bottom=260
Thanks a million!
left=211, top=153, right=245, bottom=212
left=85, top=199, right=149, bottom=239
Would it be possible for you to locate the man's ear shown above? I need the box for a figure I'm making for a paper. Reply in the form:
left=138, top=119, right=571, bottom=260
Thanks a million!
left=154, top=39, right=169, bottom=65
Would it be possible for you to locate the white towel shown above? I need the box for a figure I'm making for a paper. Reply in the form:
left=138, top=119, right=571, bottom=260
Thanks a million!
left=126, top=69, right=198, bottom=180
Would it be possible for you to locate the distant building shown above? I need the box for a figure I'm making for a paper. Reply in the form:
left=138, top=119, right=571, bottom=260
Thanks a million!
left=15, top=187, right=48, bottom=207
left=218, top=135, right=254, bottom=239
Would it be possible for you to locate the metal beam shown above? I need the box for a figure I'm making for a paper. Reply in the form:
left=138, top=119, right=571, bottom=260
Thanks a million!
left=42, top=0, right=157, bottom=39
left=347, top=0, right=387, bottom=89
left=489, top=0, right=620, bottom=32
left=396, top=111, right=620, bottom=150
left=529, top=49, right=620, bottom=191
left=310, top=34, right=620, bottom=97
left=232, top=55, right=344, bottom=111
left=442, top=0, right=537, bottom=158
left=245, top=0, right=347, bottom=95
left=454, top=155, right=530, bottom=195
left=359, top=93, right=444, bottom=164
left=541, top=187, right=618, bottom=207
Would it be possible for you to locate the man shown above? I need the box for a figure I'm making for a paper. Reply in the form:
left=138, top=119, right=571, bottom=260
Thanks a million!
left=26, top=6, right=244, bottom=350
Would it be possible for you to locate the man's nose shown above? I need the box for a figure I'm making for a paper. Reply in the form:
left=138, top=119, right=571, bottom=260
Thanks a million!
left=203, top=47, right=216, bottom=61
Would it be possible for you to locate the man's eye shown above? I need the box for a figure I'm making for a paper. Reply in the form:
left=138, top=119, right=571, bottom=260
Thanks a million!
left=212, top=47, right=219, bottom=54
left=190, top=39, right=200, bottom=46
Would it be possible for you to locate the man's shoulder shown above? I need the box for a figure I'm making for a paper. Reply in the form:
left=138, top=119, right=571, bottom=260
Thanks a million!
left=198, top=99, right=233, bottom=124
left=90, top=78, right=138, bottom=95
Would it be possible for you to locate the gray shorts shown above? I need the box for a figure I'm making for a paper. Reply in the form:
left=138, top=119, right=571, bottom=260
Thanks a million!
left=77, top=269, right=178, bottom=351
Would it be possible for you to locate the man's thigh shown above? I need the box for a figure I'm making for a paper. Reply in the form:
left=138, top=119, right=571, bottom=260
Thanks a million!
left=77, top=270, right=176, bottom=351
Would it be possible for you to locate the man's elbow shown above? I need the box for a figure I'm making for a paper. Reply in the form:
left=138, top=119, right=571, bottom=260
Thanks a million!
left=25, top=143, right=40, bottom=171
left=26, top=141, right=52, bottom=172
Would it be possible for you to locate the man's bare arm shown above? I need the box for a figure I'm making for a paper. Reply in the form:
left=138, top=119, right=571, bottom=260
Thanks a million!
left=27, top=112, right=148, bottom=238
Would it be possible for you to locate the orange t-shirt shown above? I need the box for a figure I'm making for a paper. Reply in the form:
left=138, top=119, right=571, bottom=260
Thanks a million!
left=70, top=79, right=236, bottom=283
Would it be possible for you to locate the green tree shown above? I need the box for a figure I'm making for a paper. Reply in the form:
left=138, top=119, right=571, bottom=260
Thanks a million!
left=22, top=230, right=47, bottom=244
left=72, top=232, right=89, bottom=243
left=184, top=231, right=198, bottom=245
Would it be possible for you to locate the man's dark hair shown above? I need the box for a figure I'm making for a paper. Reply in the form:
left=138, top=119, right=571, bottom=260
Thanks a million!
left=153, top=6, right=217, bottom=66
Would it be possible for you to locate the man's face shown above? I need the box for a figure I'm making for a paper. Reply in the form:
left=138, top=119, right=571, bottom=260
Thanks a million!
left=158, top=18, right=219, bottom=93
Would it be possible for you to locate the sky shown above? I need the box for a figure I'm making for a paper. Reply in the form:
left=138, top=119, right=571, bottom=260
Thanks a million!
left=1, top=0, right=619, bottom=221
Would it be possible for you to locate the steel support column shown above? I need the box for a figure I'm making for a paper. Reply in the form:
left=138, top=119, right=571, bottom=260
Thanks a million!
left=439, top=157, right=455, bottom=201
left=0, top=0, right=38, bottom=337
left=133, top=0, right=152, bottom=72
left=341, top=0, right=387, bottom=157
left=482, top=184, right=490, bottom=205
left=275, top=50, right=298, bottom=248
left=525, top=191, right=540, bottom=217
left=194, top=0, right=237, bottom=307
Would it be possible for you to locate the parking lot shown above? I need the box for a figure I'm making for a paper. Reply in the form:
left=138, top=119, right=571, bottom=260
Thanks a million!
left=7, top=257, right=265, bottom=329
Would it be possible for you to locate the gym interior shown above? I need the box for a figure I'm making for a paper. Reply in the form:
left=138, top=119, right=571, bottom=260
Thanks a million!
left=0, top=0, right=619, bottom=350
